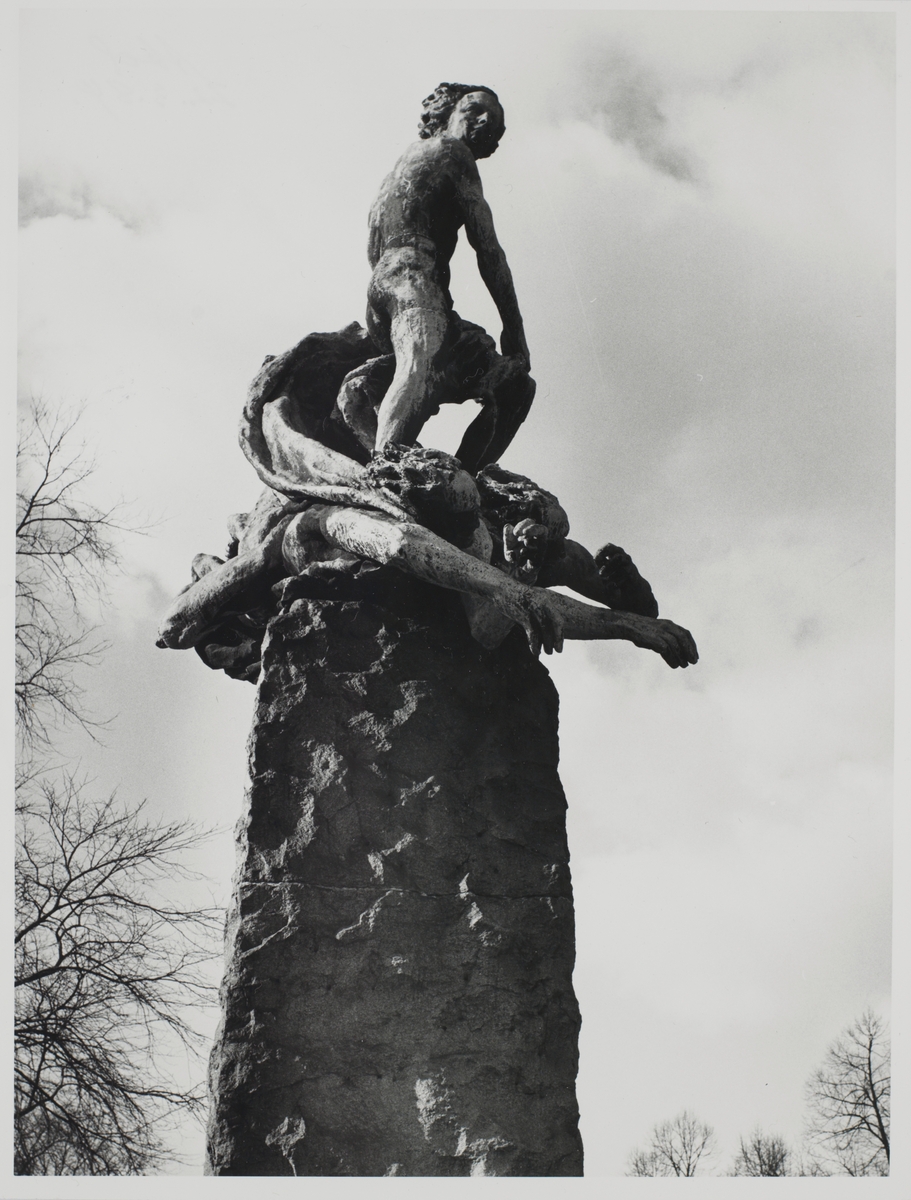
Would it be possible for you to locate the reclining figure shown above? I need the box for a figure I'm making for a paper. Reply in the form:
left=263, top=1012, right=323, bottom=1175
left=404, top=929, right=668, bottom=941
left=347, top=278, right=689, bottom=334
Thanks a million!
left=157, top=441, right=697, bottom=678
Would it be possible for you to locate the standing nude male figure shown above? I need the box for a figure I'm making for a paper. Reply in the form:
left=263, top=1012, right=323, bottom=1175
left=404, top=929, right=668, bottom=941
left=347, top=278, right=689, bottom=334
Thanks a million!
left=339, top=83, right=534, bottom=473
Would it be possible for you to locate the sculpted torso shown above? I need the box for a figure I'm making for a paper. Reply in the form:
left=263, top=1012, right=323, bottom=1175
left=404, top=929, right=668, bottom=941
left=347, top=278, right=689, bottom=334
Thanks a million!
left=368, top=135, right=475, bottom=291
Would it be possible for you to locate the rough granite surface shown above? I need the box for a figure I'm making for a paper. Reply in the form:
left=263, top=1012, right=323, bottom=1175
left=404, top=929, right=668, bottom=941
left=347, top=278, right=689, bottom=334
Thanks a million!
left=205, top=571, right=583, bottom=1176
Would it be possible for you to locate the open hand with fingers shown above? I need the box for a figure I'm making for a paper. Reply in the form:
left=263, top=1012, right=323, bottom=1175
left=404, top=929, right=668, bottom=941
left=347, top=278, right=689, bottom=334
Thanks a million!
left=630, top=617, right=699, bottom=669
left=503, top=519, right=550, bottom=583
left=494, top=583, right=565, bottom=657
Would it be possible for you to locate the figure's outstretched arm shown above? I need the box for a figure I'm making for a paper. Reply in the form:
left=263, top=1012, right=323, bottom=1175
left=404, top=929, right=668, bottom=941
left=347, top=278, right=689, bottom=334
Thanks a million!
left=527, top=590, right=696, bottom=668
left=311, top=506, right=696, bottom=667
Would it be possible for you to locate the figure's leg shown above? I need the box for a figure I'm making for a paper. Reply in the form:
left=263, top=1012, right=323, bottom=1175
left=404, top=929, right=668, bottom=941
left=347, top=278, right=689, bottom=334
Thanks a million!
left=373, top=305, right=450, bottom=449
left=333, top=355, right=395, bottom=453
left=453, top=404, right=497, bottom=474
left=456, top=366, right=535, bottom=472
left=368, top=250, right=454, bottom=450
left=445, top=326, right=536, bottom=472
left=156, top=522, right=289, bottom=650
left=537, top=540, right=660, bottom=618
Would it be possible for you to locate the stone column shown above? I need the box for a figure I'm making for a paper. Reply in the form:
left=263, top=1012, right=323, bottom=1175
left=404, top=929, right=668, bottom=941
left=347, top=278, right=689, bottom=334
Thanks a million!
left=205, top=570, right=583, bottom=1176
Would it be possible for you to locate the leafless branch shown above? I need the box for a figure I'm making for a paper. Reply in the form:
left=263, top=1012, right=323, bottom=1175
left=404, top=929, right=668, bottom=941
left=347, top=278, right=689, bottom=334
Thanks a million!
left=730, top=1127, right=791, bottom=1176
left=15, top=777, right=221, bottom=1175
left=626, top=1110, right=718, bottom=1176
left=14, top=401, right=217, bottom=1175
left=804, top=1010, right=890, bottom=1176
left=16, top=400, right=134, bottom=755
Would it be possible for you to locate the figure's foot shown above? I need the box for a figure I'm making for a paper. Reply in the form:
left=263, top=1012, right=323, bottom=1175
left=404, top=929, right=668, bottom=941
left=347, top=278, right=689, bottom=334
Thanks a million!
left=156, top=601, right=216, bottom=650
left=154, top=555, right=226, bottom=646
left=595, top=543, right=659, bottom=618
left=157, top=583, right=260, bottom=650
left=191, top=553, right=225, bottom=581
left=156, top=540, right=280, bottom=651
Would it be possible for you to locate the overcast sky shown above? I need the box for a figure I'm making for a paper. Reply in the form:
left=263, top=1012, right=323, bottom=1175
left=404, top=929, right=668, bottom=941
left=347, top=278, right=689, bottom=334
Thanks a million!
left=14, top=4, right=903, bottom=1192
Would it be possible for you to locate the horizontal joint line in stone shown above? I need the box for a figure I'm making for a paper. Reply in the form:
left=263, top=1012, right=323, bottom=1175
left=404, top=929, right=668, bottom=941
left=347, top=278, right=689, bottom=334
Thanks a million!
left=238, top=881, right=567, bottom=901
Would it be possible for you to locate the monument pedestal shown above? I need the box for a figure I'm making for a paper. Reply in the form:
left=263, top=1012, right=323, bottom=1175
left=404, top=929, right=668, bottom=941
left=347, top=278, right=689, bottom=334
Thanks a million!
left=205, top=572, right=583, bottom=1176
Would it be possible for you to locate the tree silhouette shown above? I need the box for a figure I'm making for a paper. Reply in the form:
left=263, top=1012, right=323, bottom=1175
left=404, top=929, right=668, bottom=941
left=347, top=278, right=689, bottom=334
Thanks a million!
left=16, top=402, right=129, bottom=756
left=15, top=403, right=219, bottom=1174
left=730, top=1127, right=791, bottom=1176
left=627, top=1110, right=718, bottom=1176
left=15, top=781, right=220, bottom=1174
left=805, top=1010, right=890, bottom=1176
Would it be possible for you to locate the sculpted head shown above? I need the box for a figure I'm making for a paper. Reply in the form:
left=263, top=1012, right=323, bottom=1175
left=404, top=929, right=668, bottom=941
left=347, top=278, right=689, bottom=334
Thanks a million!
left=419, top=82, right=505, bottom=159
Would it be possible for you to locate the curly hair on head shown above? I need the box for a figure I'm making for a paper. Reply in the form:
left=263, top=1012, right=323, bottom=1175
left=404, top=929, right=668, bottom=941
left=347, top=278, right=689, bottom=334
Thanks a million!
left=418, top=82, right=500, bottom=139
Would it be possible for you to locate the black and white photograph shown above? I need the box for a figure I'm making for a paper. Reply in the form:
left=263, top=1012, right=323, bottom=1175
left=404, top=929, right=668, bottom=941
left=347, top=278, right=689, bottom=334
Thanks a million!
left=11, top=2, right=904, bottom=1192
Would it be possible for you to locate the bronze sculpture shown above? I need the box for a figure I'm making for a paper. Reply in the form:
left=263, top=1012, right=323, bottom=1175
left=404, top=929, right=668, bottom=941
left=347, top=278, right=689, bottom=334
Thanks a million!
left=158, top=84, right=697, bottom=1177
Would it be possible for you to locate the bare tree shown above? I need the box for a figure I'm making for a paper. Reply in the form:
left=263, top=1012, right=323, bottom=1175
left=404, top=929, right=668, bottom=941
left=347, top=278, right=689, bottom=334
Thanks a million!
left=627, top=1110, right=718, bottom=1177
left=15, top=778, right=220, bottom=1174
left=627, top=1147, right=667, bottom=1176
left=15, top=401, right=220, bottom=1174
left=730, top=1128, right=791, bottom=1176
left=16, top=401, right=125, bottom=757
left=804, top=1010, right=890, bottom=1176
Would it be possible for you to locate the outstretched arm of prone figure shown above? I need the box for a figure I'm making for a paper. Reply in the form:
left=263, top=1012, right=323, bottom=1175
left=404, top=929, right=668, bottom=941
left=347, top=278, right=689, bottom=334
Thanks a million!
left=158, top=504, right=696, bottom=668
left=308, top=506, right=696, bottom=667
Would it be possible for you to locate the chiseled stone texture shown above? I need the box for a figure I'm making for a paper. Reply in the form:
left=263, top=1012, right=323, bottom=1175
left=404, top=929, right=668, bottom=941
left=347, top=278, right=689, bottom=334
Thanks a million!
left=206, top=571, right=582, bottom=1176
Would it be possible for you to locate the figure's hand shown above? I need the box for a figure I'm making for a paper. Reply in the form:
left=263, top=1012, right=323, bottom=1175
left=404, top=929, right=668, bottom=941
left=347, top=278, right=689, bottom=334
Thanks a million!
left=595, top=543, right=659, bottom=619
left=500, top=325, right=530, bottom=371
left=495, top=583, right=564, bottom=657
left=596, top=542, right=634, bottom=585
left=628, top=616, right=698, bottom=669
left=503, top=519, right=549, bottom=582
